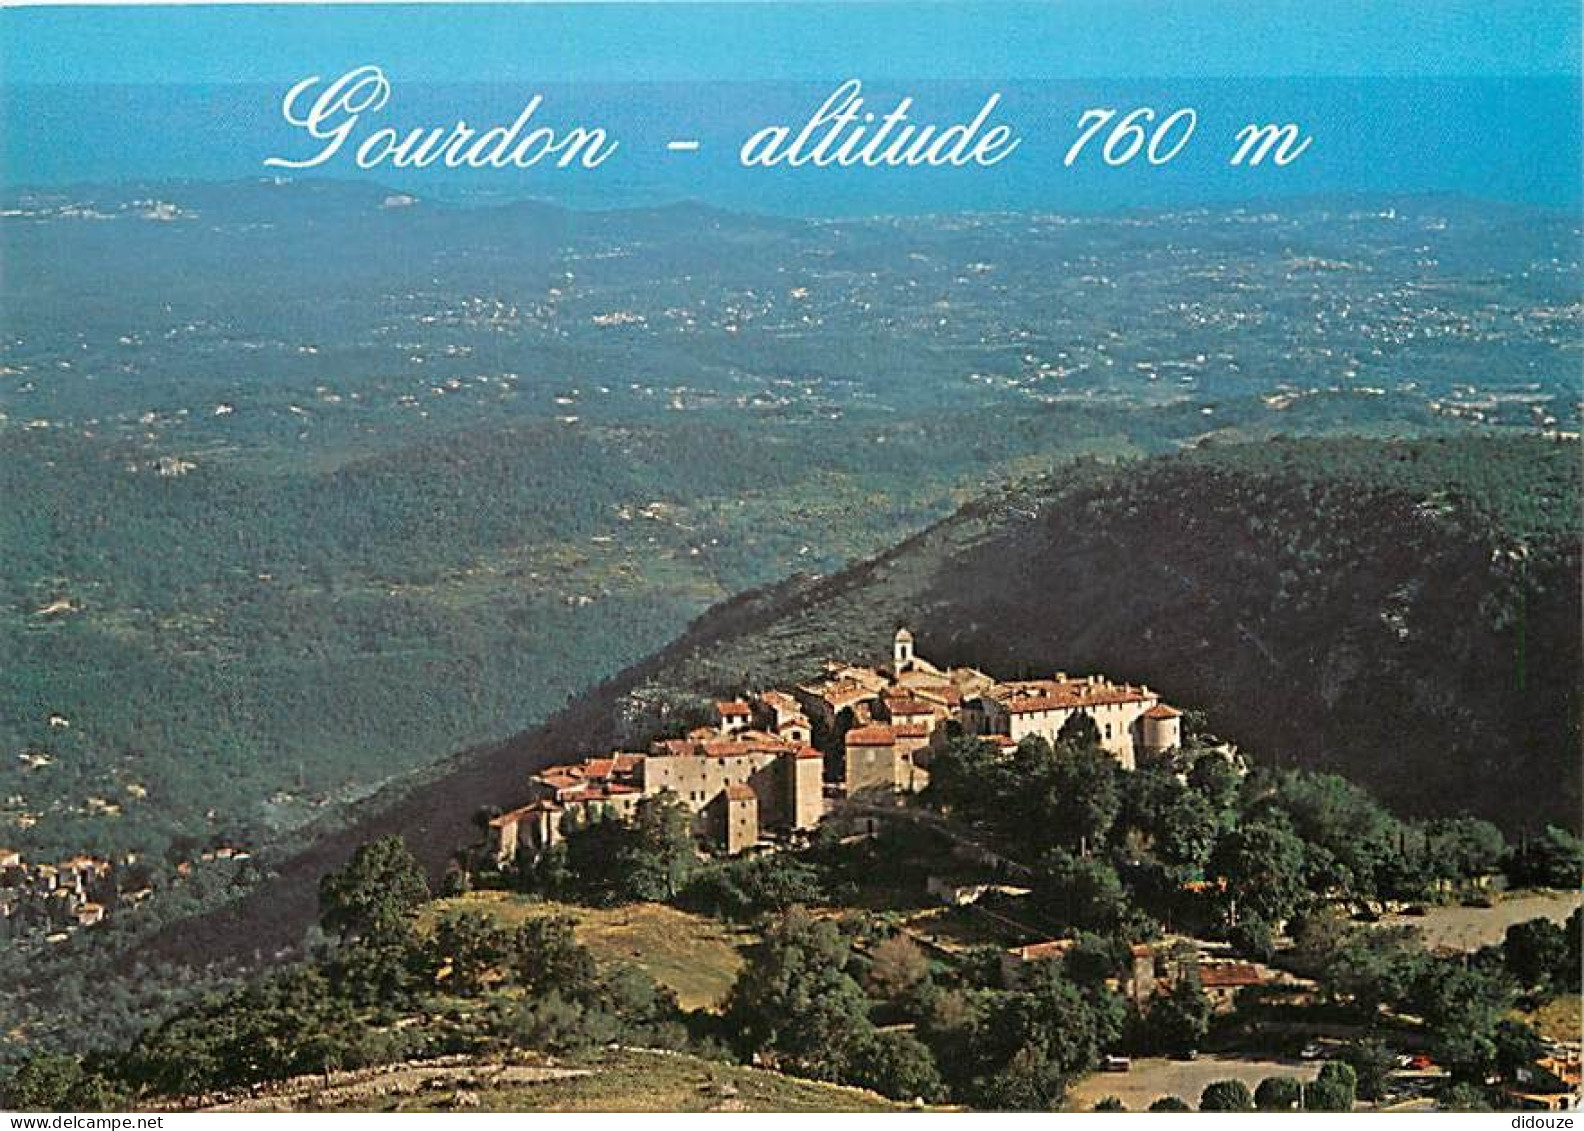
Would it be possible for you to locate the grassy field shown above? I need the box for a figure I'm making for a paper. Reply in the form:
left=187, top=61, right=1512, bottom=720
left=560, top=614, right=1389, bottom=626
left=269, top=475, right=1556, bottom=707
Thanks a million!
left=1516, top=995, right=1582, bottom=1045
left=424, top=893, right=753, bottom=1011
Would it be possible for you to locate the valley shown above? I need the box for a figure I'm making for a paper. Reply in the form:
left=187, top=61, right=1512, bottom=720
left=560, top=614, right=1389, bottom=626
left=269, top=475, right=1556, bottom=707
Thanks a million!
left=0, top=185, right=1579, bottom=1104
left=2, top=184, right=1577, bottom=875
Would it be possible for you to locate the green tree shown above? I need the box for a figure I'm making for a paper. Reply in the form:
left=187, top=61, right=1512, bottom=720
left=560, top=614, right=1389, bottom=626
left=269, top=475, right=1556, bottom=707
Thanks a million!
left=1254, top=1075, right=1303, bottom=1111
left=1341, top=1038, right=1394, bottom=1101
left=1210, top=819, right=1307, bottom=926
left=1502, top=918, right=1570, bottom=989
left=1047, top=742, right=1123, bottom=854
left=865, top=934, right=933, bottom=1011
left=1036, top=849, right=1128, bottom=932
left=1256, top=770, right=1401, bottom=900
left=1492, top=1019, right=1546, bottom=1082
left=499, top=991, right=619, bottom=1054
left=1186, top=753, right=1241, bottom=817
left=1228, top=916, right=1276, bottom=963
left=850, top=1029, right=946, bottom=1103
left=723, top=907, right=874, bottom=1081
left=428, top=911, right=510, bottom=996
left=1092, top=1096, right=1126, bottom=1111
left=1287, top=907, right=1351, bottom=974
left=924, top=737, right=1007, bottom=819
left=560, top=807, right=632, bottom=900
left=1566, top=907, right=1583, bottom=992
left=1119, top=756, right=1185, bottom=840
left=1148, top=1096, right=1192, bottom=1112
left=1149, top=972, right=1211, bottom=1057
left=1324, top=926, right=1429, bottom=1018
left=1437, top=1082, right=1493, bottom=1111
left=583, top=962, right=685, bottom=1045
left=1305, top=1062, right=1356, bottom=1111
left=3, top=1055, right=85, bottom=1111
left=324, top=935, right=422, bottom=1007
left=621, top=792, right=698, bottom=901
left=1199, top=1079, right=1254, bottom=1111
left=1508, top=826, right=1584, bottom=889
left=941, top=961, right=1122, bottom=1111
left=684, top=853, right=828, bottom=920
left=1424, top=817, right=1506, bottom=882
left=128, top=966, right=365, bottom=1095
left=510, top=914, right=598, bottom=996
left=1157, top=788, right=1218, bottom=872
left=318, top=836, right=430, bottom=944
left=1413, top=963, right=1518, bottom=1080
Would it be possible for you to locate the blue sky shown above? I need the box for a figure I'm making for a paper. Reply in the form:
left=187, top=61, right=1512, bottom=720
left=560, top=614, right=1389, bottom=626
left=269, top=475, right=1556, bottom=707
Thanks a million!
left=5, top=1, right=1579, bottom=86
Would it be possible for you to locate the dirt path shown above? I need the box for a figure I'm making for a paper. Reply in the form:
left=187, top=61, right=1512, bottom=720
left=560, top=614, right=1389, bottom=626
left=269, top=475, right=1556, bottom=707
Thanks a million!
left=197, top=1056, right=591, bottom=1112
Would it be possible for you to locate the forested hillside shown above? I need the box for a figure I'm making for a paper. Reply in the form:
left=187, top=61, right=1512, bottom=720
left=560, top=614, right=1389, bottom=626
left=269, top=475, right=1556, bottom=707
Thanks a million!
left=5, top=432, right=1577, bottom=1088
left=648, top=433, right=1582, bottom=828
left=116, top=433, right=1579, bottom=977
left=5, top=184, right=1577, bottom=868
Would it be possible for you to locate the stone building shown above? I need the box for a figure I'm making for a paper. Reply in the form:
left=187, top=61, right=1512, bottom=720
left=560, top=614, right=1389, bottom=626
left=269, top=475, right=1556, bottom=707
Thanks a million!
left=711, top=784, right=760, bottom=855
left=715, top=700, right=752, bottom=735
left=967, top=674, right=1181, bottom=770
left=491, top=626, right=1183, bottom=864
left=493, top=733, right=822, bottom=863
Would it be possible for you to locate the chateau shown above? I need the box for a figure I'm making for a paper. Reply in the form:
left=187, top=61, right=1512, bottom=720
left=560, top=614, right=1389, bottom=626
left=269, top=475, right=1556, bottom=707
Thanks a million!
left=491, top=628, right=1182, bottom=862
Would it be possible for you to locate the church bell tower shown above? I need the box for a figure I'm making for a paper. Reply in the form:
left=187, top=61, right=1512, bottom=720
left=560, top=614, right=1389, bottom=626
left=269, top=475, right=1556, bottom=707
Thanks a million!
left=894, top=627, right=915, bottom=672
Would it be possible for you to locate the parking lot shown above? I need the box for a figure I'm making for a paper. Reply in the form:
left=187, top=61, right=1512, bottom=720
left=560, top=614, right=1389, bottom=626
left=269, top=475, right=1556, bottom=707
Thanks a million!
left=1379, top=889, right=1580, bottom=953
left=1065, top=1054, right=1324, bottom=1111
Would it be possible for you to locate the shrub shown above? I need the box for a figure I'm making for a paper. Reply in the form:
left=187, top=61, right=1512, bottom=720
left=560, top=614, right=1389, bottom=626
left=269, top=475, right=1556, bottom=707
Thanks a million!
left=1254, top=1074, right=1303, bottom=1111
left=1199, top=1079, right=1255, bottom=1111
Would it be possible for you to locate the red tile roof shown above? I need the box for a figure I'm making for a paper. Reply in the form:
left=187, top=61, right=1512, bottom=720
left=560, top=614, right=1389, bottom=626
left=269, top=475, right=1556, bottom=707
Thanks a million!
left=914, top=685, right=963, bottom=707
left=1143, top=704, right=1182, bottom=720
left=799, top=679, right=879, bottom=709
left=757, top=690, right=802, bottom=714
left=845, top=725, right=896, bottom=747
left=651, top=736, right=796, bottom=760
left=718, top=700, right=752, bottom=717
left=992, top=677, right=1155, bottom=714
left=538, top=770, right=585, bottom=790
left=1198, top=963, right=1265, bottom=989
left=490, top=799, right=563, bottom=826
left=1007, top=939, right=1075, bottom=962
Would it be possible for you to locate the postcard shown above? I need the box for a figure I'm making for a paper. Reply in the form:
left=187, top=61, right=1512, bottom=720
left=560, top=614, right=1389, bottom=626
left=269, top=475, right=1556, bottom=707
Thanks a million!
left=0, top=0, right=1579, bottom=1118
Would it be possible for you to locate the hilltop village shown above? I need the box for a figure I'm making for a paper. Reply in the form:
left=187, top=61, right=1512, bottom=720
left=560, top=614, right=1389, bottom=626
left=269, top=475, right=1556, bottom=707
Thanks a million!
left=0, top=843, right=255, bottom=945
left=490, top=628, right=1183, bottom=862
left=472, top=628, right=1581, bottom=1113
